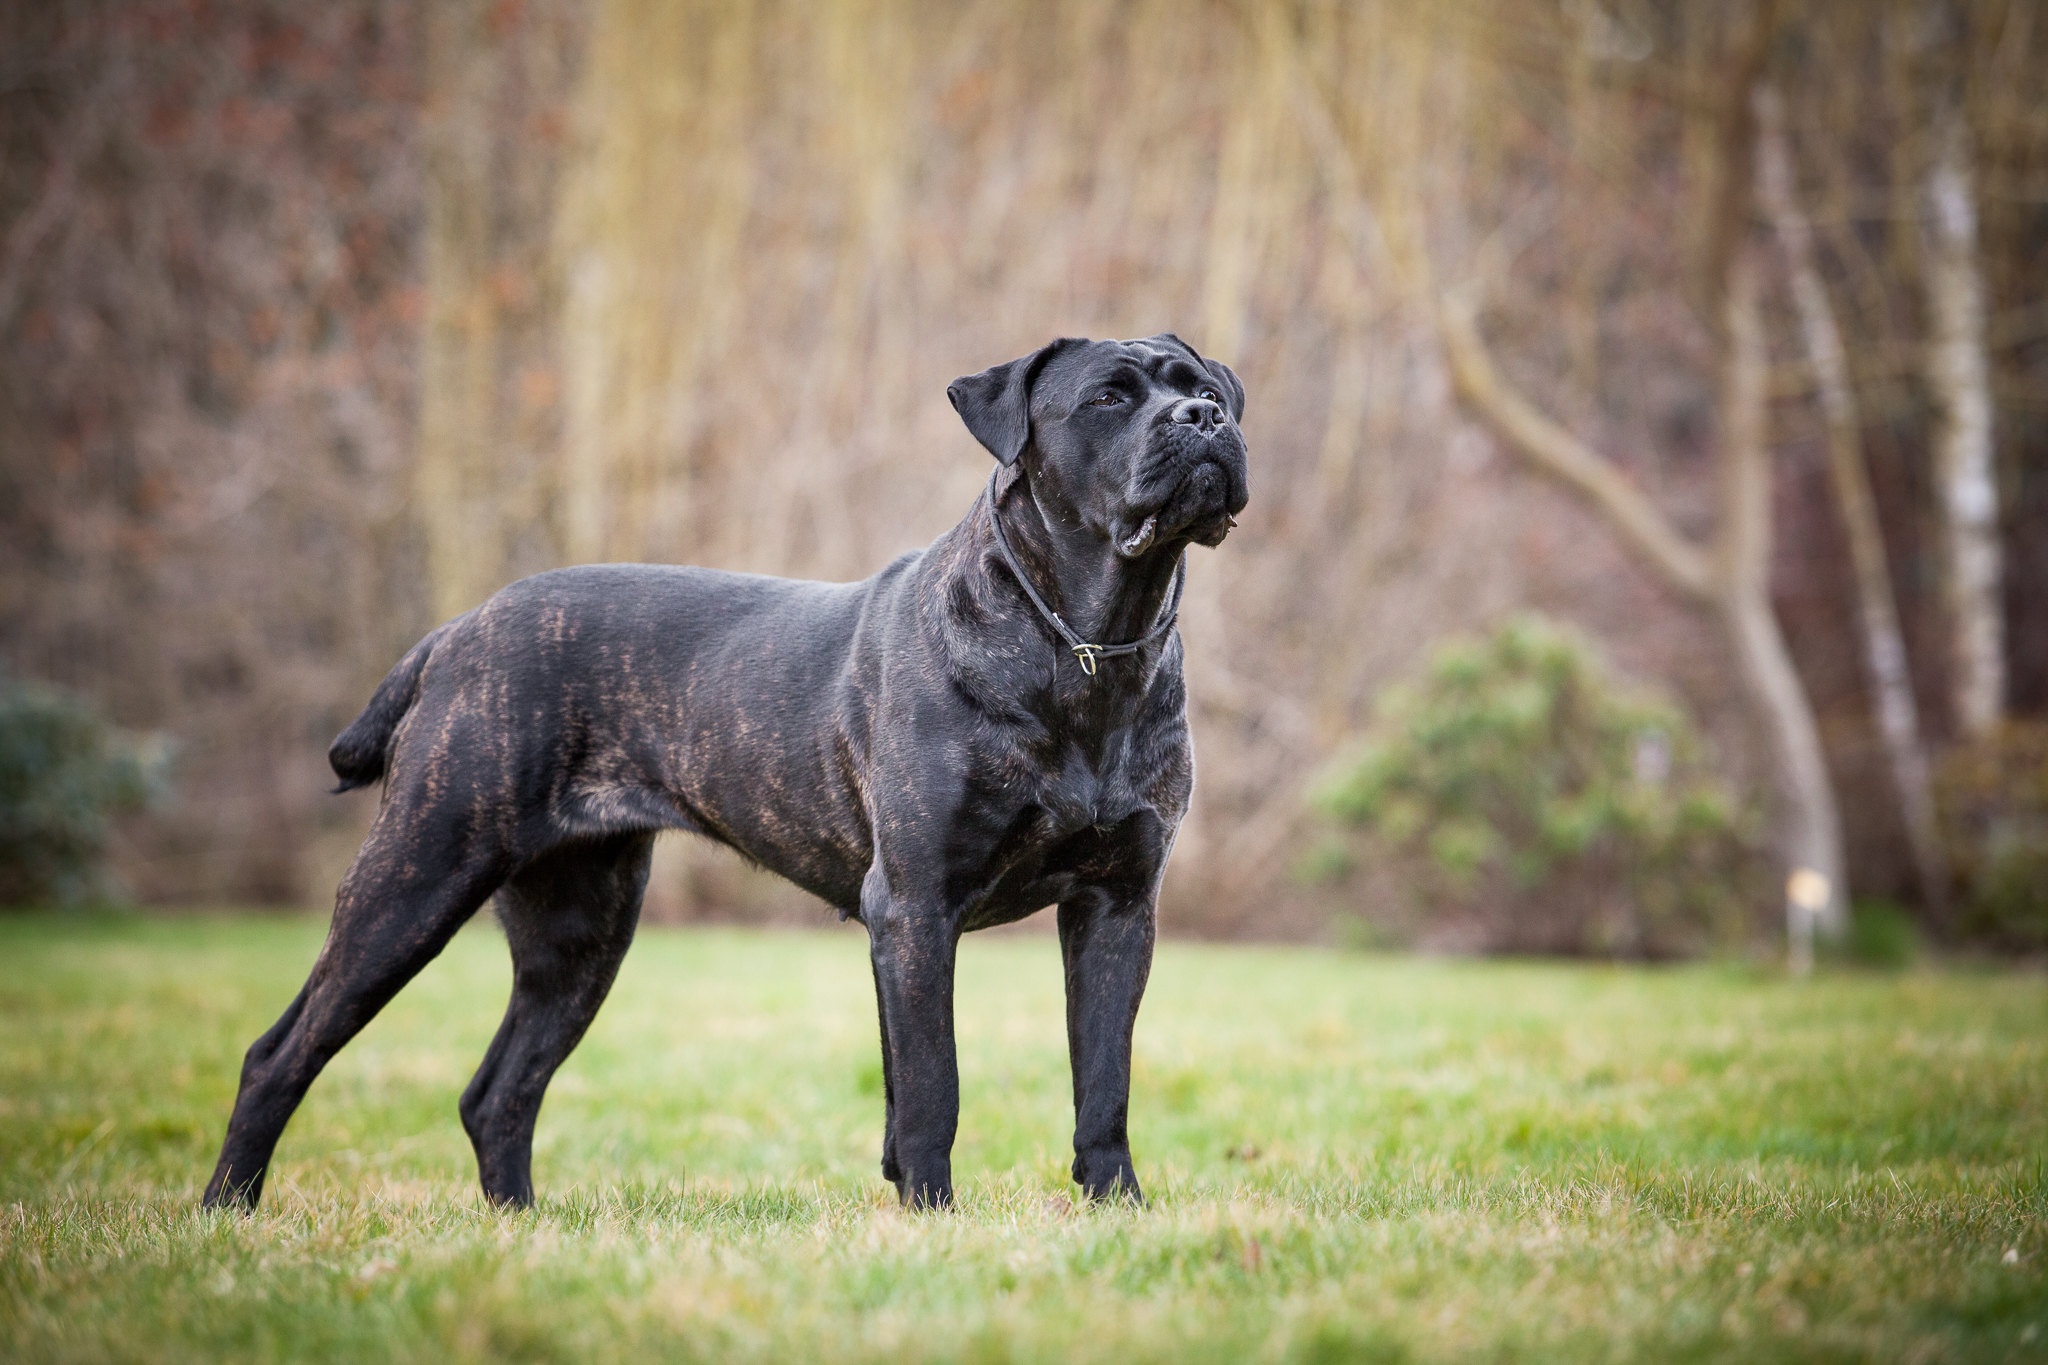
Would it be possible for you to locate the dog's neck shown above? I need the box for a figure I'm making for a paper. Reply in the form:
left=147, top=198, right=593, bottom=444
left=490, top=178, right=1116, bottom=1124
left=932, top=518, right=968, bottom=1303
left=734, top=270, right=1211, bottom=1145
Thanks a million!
left=988, top=466, right=1185, bottom=651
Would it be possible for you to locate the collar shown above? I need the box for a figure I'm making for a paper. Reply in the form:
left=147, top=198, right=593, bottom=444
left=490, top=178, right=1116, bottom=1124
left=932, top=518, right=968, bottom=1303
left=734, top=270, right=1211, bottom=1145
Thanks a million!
left=984, top=470, right=1186, bottom=677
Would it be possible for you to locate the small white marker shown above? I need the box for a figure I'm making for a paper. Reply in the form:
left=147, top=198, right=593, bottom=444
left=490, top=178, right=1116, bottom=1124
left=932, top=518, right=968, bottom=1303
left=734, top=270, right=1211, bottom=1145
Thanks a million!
left=1787, top=869, right=1831, bottom=912
left=1785, top=868, right=1831, bottom=976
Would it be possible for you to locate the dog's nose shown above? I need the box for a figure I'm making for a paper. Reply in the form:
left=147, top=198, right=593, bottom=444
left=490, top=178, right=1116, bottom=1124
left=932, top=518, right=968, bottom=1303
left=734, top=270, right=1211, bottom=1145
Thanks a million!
left=1169, top=397, right=1224, bottom=434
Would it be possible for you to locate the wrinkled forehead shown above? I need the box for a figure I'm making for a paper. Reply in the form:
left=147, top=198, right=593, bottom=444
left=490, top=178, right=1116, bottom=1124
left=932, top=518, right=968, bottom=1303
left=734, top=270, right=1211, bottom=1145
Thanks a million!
left=1041, top=335, right=1205, bottom=395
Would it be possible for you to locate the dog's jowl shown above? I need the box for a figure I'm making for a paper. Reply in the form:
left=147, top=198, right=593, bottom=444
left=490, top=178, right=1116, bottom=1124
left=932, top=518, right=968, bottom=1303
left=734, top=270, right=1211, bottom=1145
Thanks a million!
left=202, top=334, right=1250, bottom=1212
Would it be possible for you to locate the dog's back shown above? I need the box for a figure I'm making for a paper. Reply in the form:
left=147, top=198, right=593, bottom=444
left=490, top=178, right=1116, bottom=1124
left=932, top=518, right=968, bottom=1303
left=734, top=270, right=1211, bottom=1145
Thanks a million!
left=340, top=559, right=918, bottom=907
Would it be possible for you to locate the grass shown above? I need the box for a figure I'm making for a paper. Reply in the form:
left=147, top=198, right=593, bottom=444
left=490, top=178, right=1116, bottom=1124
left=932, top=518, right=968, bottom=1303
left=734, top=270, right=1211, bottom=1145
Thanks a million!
left=0, top=912, right=2043, bottom=1363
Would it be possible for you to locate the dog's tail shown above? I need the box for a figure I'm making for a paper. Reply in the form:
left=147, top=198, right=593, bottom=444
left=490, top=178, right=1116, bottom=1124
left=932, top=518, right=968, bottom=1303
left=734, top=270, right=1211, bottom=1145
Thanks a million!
left=327, top=620, right=459, bottom=792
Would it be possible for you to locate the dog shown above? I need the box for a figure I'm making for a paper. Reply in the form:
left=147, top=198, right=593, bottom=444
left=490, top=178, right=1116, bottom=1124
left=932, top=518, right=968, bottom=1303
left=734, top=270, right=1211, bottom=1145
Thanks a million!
left=202, top=334, right=1249, bottom=1212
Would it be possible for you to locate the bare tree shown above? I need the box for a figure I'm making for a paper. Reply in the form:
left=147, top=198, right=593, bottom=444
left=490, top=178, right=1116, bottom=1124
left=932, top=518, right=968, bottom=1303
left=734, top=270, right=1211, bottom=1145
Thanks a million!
left=1279, top=6, right=1847, bottom=961
left=1431, top=269, right=1846, bottom=962
left=1922, top=86, right=2005, bottom=737
left=1754, top=85, right=1949, bottom=923
left=419, top=0, right=506, bottom=623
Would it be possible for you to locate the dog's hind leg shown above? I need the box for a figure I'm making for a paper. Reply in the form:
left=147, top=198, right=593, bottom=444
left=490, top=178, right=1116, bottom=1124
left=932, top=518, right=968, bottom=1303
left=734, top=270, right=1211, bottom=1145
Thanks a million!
left=202, top=808, right=509, bottom=1211
left=459, top=832, right=651, bottom=1208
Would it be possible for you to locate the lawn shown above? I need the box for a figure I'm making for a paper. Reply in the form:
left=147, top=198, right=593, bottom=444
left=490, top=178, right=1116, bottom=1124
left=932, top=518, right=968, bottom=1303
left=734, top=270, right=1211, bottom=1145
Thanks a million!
left=1, top=912, right=2043, bottom=1363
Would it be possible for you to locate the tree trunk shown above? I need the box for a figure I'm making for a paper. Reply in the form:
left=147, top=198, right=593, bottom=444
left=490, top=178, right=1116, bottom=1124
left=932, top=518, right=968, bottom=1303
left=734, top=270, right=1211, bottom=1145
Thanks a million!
left=1923, top=96, right=2005, bottom=738
left=556, top=0, right=757, bottom=567
left=419, top=0, right=503, bottom=623
left=1754, top=84, right=1950, bottom=925
left=1716, top=247, right=1845, bottom=963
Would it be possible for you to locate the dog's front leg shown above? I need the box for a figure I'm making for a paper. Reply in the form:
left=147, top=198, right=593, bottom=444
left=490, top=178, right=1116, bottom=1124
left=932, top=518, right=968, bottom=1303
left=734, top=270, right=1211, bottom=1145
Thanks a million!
left=1057, top=887, right=1156, bottom=1204
left=863, top=880, right=960, bottom=1210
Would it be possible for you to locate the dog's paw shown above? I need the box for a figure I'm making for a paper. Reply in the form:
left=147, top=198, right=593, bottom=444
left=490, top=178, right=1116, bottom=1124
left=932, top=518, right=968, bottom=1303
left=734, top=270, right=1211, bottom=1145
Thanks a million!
left=200, top=1167, right=265, bottom=1214
left=1074, top=1154, right=1146, bottom=1206
left=896, top=1176, right=954, bottom=1212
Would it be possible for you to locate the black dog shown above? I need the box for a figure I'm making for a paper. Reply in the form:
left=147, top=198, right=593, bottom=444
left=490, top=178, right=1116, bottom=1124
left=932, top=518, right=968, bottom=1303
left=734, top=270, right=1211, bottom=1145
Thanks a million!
left=202, top=334, right=1248, bottom=1212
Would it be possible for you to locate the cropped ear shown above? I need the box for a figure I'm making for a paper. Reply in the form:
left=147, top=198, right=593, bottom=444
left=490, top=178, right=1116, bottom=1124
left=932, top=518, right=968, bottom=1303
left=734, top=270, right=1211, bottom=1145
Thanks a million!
left=1141, top=332, right=1246, bottom=422
left=947, top=338, right=1084, bottom=465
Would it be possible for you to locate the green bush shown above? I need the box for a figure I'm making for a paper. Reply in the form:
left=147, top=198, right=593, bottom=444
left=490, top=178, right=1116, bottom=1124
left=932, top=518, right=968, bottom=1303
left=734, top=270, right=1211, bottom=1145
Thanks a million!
left=1836, top=899, right=1922, bottom=969
left=0, top=678, right=162, bottom=907
left=1935, top=721, right=2048, bottom=953
left=1311, top=616, right=1761, bottom=958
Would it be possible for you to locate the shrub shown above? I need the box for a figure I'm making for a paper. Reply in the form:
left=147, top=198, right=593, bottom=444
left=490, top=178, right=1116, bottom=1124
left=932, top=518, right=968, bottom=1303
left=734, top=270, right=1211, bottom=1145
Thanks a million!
left=1837, top=899, right=1922, bottom=969
left=0, top=678, right=162, bottom=907
left=1935, top=721, right=2048, bottom=953
left=1311, top=616, right=1761, bottom=957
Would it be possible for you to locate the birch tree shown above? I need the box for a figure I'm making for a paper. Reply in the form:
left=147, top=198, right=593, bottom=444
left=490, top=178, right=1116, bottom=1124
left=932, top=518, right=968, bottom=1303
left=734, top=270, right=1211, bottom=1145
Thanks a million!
left=1922, top=89, right=2005, bottom=737
left=1754, top=85, right=1950, bottom=922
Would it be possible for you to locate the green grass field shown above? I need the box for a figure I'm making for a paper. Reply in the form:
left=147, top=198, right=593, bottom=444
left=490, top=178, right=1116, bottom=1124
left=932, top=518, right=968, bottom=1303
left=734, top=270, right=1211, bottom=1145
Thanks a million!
left=1, top=913, right=2043, bottom=1363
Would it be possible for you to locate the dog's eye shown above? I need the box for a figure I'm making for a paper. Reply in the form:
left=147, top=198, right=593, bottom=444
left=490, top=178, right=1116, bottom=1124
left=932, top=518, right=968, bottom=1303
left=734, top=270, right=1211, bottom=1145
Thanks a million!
left=1198, top=387, right=1222, bottom=404
left=1087, top=390, right=1124, bottom=407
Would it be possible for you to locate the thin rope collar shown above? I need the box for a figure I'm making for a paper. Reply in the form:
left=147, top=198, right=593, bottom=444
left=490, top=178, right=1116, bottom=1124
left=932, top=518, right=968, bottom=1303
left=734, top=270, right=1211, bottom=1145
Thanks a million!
left=984, top=471, right=1185, bottom=677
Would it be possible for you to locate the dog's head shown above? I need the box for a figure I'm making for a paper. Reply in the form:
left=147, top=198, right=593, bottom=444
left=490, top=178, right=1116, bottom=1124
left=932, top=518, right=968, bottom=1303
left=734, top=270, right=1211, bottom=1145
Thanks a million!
left=948, top=335, right=1250, bottom=558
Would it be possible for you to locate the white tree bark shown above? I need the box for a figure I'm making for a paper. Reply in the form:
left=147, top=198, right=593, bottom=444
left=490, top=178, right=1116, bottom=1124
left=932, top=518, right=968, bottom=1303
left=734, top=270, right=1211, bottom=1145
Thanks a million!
left=1923, top=98, right=2005, bottom=737
left=1754, top=84, right=1950, bottom=923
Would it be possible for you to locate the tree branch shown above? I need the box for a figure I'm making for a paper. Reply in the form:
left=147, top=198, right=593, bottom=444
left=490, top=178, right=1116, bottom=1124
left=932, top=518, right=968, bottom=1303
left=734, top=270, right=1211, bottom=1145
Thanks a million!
left=1264, top=11, right=1718, bottom=604
left=1434, top=292, right=1718, bottom=601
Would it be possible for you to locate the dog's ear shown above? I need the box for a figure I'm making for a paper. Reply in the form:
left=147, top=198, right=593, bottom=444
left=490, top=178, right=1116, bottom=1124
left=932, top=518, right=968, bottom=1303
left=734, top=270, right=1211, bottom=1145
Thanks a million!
left=1144, top=333, right=1247, bottom=422
left=947, top=338, right=1084, bottom=466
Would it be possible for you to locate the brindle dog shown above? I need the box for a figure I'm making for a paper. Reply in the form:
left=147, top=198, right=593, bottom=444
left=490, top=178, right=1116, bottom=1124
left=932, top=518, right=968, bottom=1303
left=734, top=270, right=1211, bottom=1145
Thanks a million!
left=202, top=334, right=1249, bottom=1212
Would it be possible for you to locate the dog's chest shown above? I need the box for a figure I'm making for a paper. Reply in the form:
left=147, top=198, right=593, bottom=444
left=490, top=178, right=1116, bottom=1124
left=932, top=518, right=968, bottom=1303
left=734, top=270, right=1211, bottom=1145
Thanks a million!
left=943, top=736, right=1166, bottom=931
left=1027, top=732, right=1148, bottom=834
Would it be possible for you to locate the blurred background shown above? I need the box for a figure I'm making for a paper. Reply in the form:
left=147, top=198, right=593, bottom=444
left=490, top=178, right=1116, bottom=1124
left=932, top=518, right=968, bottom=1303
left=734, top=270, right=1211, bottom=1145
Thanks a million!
left=1, top=0, right=2043, bottom=956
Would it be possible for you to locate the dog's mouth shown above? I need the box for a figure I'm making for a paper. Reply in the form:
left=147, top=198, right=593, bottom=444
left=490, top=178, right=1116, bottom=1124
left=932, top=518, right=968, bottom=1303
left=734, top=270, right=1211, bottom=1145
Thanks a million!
left=1187, top=508, right=1240, bottom=549
left=1115, top=510, right=1241, bottom=558
left=1114, top=452, right=1248, bottom=559
left=1116, top=509, right=1239, bottom=557
left=1117, top=514, right=1161, bottom=558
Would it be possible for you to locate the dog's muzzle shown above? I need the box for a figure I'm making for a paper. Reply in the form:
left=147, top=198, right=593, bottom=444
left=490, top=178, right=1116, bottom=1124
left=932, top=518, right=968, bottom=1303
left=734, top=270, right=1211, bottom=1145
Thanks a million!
left=1117, top=420, right=1249, bottom=557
